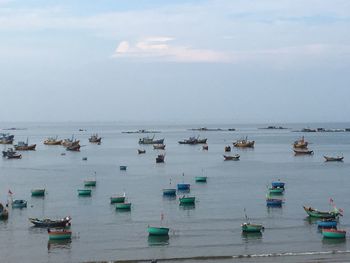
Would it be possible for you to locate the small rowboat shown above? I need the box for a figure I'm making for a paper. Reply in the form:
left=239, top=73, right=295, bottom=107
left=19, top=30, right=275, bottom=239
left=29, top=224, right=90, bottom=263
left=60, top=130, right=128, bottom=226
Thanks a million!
left=177, top=183, right=190, bottom=191
left=266, top=198, right=283, bottom=207
left=223, top=154, right=240, bottom=161
left=147, top=226, right=169, bottom=236
left=138, top=149, right=146, bottom=154
left=77, top=189, right=91, bottom=196
left=84, top=180, right=96, bottom=187
left=179, top=196, right=195, bottom=205
left=324, top=156, right=344, bottom=162
left=110, top=196, right=126, bottom=204
left=31, top=189, right=45, bottom=197
left=162, top=188, right=176, bottom=196
left=241, top=223, right=264, bottom=233
left=271, top=181, right=285, bottom=188
left=294, top=149, right=314, bottom=155
left=303, top=206, right=342, bottom=219
left=48, top=229, right=72, bottom=240
left=322, top=228, right=346, bottom=239
left=12, top=199, right=27, bottom=208
left=120, top=165, right=127, bottom=171
left=317, top=219, right=337, bottom=228
left=268, top=187, right=284, bottom=195
left=153, top=144, right=166, bottom=150
left=115, top=202, right=132, bottom=210
left=195, top=176, right=207, bottom=183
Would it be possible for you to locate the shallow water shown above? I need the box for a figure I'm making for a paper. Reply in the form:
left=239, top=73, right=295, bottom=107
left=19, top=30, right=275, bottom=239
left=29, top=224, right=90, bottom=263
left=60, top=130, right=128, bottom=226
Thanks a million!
left=0, top=122, right=350, bottom=263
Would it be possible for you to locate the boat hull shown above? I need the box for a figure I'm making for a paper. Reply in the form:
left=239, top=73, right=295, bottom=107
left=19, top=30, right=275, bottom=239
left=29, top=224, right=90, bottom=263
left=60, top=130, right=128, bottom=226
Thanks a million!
left=84, top=181, right=96, bottom=187
left=147, top=226, right=169, bottom=236
left=77, top=189, right=91, bottom=196
left=322, top=229, right=346, bottom=239
left=241, top=223, right=263, bottom=233
left=317, top=220, right=337, bottom=228
left=162, top=189, right=176, bottom=196
left=116, top=203, right=131, bottom=210
left=177, top=183, right=190, bottom=191
left=179, top=196, right=195, bottom=205
left=31, top=189, right=45, bottom=197
left=110, top=196, right=126, bottom=203
left=303, top=206, right=340, bottom=219
left=12, top=200, right=27, bottom=208
left=195, top=176, right=207, bottom=183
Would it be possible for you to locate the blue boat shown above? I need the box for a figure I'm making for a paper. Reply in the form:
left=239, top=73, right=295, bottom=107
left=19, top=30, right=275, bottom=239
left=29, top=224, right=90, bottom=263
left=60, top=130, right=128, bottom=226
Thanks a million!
left=177, top=183, right=190, bottom=191
left=317, top=219, right=337, bottom=228
left=266, top=198, right=282, bottom=207
left=12, top=199, right=27, bottom=208
left=271, top=181, right=285, bottom=188
left=163, top=188, right=176, bottom=196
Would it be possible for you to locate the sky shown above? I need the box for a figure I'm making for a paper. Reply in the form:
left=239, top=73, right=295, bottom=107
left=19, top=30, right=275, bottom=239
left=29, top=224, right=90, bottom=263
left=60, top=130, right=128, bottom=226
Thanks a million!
left=1, top=0, right=350, bottom=123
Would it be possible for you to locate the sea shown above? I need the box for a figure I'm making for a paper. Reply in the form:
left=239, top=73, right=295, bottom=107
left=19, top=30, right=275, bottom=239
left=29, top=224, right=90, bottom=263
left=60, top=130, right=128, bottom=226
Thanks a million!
left=1, top=122, right=350, bottom=263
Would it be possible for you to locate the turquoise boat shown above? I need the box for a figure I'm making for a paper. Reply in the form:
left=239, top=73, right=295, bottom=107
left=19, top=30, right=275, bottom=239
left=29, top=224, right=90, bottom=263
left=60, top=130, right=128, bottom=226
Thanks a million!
left=303, top=206, right=341, bottom=219
left=268, top=187, right=284, bottom=195
left=12, top=199, right=27, bottom=208
left=31, top=189, right=45, bottom=197
left=110, top=196, right=126, bottom=204
left=163, top=188, right=176, bottom=196
left=116, top=202, right=131, bottom=210
left=84, top=180, right=96, bottom=187
left=147, top=226, right=169, bottom=236
left=241, top=222, right=264, bottom=233
left=322, top=229, right=346, bottom=239
left=48, top=229, right=72, bottom=240
left=195, top=176, right=207, bottom=183
left=179, top=196, right=195, bottom=205
left=77, top=189, right=92, bottom=196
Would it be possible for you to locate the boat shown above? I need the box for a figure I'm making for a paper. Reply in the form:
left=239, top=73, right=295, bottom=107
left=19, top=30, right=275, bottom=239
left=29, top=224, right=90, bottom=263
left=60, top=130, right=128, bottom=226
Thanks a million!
left=179, top=195, right=195, bottom=205
left=153, top=144, right=166, bottom=150
left=224, top=146, right=231, bottom=152
left=324, top=155, right=344, bottom=162
left=241, top=223, right=264, bottom=233
left=115, top=202, right=132, bottom=210
left=147, top=226, right=169, bottom=236
left=139, top=135, right=164, bottom=145
left=202, top=144, right=208, bottom=150
left=84, top=180, right=96, bottom=187
left=156, top=154, right=165, bottom=163
left=3, top=148, right=22, bottom=159
left=2, top=148, right=16, bottom=157
left=61, top=136, right=80, bottom=147
left=177, top=183, right=190, bottom=191
left=110, top=195, right=126, bottom=204
left=138, top=149, right=146, bottom=154
left=294, top=148, right=313, bottom=155
left=82, top=157, right=88, bottom=161
left=29, top=216, right=71, bottom=227
left=12, top=199, right=27, bottom=208
left=303, top=206, right=342, bottom=219
left=322, top=228, right=346, bottom=239
left=195, top=176, right=207, bottom=183
left=293, top=136, right=308, bottom=149
left=120, top=165, right=127, bottom=171
left=14, top=139, right=36, bottom=151
left=163, top=188, right=176, bottom=196
left=66, top=144, right=81, bottom=151
left=268, top=187, right=284, bottom=195
left=88, top=134, right=102, bottom=143
left=178, top=136, right=207, bottom=145
left=0, top=203, right=9, bottom=220
left=317, top=219, right=337, bottom=228
left=266, top=198, right=283, bottom=207
left=223, top=154, right=240, bottom=161
left=43, top=137, right=62, bottom=145
left=233, top=137, right=255, bottom=148
left=196, top=138, right=207, bottom=144
left=31, top=189, right=45, bottom=197
left=77, top=189, right=91, bottom=196
left=0, top=133, right=14, bottom=144
left=271, top=181, right=285, bottom=189
left=48, top=229, right=72, bottom=240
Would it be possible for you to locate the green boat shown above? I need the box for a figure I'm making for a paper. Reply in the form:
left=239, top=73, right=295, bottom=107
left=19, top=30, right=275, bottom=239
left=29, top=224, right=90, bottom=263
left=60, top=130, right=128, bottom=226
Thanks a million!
left=116, top=202, right=131, bottom=210
left=84, top=180, right=96, bottom=187
left=147, top=226, right=169, bottom=236
left=31, top=189, right=45, bottom=197
left=179, top=196, right=195, bottom=205
left=322, top=229, right=346, bottom=239
left=241, top=222, right=264, bottom=233
left=48, top=229, right=72, bottom=240
left=268, top=187, right=284, bottom=195
left=303, top=206, right=341, bottom=219
left=195, top=176, right=207, bottom=183
left=77, top=189, right=92, bottom=196
left=110, top=196, right=126, bottom=204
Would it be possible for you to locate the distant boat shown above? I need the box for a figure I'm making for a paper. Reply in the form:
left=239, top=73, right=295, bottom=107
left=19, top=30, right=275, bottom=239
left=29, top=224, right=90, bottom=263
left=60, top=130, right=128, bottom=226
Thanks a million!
left=224, top=146, right=231, bottom=152
left=179, top=195, right=195, bottom=205
left=271, top=181, right=285, bottom=189
left=266, top=198, right=283, bottom=207
left=110, top=195, right=126, bottom=204
left=138, top=149, right=146, bottom=154
left=29, top=216, right=71, bottom=227
left=241, top=223, right=264, bottom=233
left=48, top=229, right=72, bottom=240
left=14, top=139, right=36, bottom=151
left=0, top=203, right=9, bottom=220
left=31, top=189, right=45, bottom=197
left=66, top=144, right=81, bottom=151
left=116, top=202, right=132, bottom=210
left=147, top=226, right=169, bottom=236
left=177, top=183, right=190, bottom=191
left=223, top=154, right=240, bottom=161
left=294, top=149, right=313, bottom=155
left=120, top=165, right=127, bottom=171
left=202, top=144, right=208, bottom=150
left=62, top=136, right=80, bottom=147
left=77, top=189, right=91, bottom=196
left=2, top=148, right=22, bottom=159
left=324, top=155, right=344, bottom=162
left=233, top=137, right=255, bottom=148
left=178, top=136, right=207, bottom=145
left=43, top=136, right=62, bottom=145
left=267, top=187, right=284, bottom=195
left=303, top=206, right=342, bottom=219
left=195, top=176, right=207, bottom=183
left=88, top=134, right=102, bottom=143
left=316, top=219, right=337, bottom=228
left=322, top=228, right=346, bottom=239
left=84, top=180, right=96, bottom=187
left=293, top=136, right=308, bottom=149
left=156, top=154, right=165, bottom=163
left=139, top=135, right=164, bottom=145
left=163, top=179, right=176, bottom=196
left=12, top=199, right=27, bottom=208
left=0, top=133, right=14, bottom=144
left=153, top=144, right=166, bottom=150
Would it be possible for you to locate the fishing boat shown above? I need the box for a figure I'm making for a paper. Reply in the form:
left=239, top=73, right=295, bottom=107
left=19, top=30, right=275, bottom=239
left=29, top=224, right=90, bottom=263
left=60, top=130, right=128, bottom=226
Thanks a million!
left=162, top=188, right=176, bottom=196
left=138, top=149, right=146, bottom=154
left=29, top=216, right=71, bottom=227
left=294, top=148, right=314, bottom=155
left=147, top=226, right=169, bottom=236
left=110, top=195, right=126, bottom=204
left=271, top=181, right=285, bottom=189
left=179, top=195, right=195, bottom=205
left=84, top=180, right=96, bottom=187
left=316, top=219, right=337, bottom=228
left=224, top=146, right=231, bottom=152
left=31, top=189, right=45, bottom=197
left=177, top=183, right=190, bottom=191
left=14, top=139, right=36, bottom=151
left=3, top=148, right=22, bottom=159
left=88, top=134, right=102, bottom=143
left=2, top=148, right=15, bottom=157
left=195, top=176, right=207, bottom=183
left=61, top=136, right=80, bottom=147
left=202, top=144, right=208, bottom=150
left=324, top=155, right=344, bottom=162
left=223, top=154, right=240, bottom=161
left=0, top=133, right=14, bottom=144
left=156, top=154, right=165, bottom=163
left=66, top=144, right=81, bottom=151
left=266, top=198, right=283, bottom=207
left=43, top=137, right=62, bottom=145
left=48, top=229, right=72, bottom=240
left=196, top=138, right=207, bottom=144
left=139, top=135, right=164, bottom=145
left=233, top=137, right=255, bottom=148
left=153, top=144, right=166, bottom=150
left=293, top=136, right=308, bottom=149
left=12, top=199, right=27, bottom=208
left=303, top=206, right=342, bottom=219
left=115, top=202, right=132, bottom=210
left=268, top=187, right=284, bottom=195
left=77, top=189, right=91, bottom=196
left=178, top=136, right=207, bottom=145
left=0, top=203, right=9, bottom=220
left=241, top=223, right=264, bottom=233
left=322, top=228, right=346, bottom=239
left=120, top=165, right=127, bottom=170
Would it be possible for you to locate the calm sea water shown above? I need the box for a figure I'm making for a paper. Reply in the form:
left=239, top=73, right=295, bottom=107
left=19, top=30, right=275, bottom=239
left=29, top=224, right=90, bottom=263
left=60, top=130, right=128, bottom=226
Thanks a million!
left=1, top=122, right=350, bottom=263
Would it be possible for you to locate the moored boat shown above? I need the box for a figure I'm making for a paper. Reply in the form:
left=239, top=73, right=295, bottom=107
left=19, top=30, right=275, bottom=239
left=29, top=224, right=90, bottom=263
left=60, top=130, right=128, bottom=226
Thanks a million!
left=293, top=136, right=308, bottom=149
left=139, top=135, right=164, bottom=145
left=153, top=144, right=166, bottom=150
left=223, top=154, right=240, bottom=161
left=0, top=133, right=14, bottom=144
left=268, top=187, right=284, bottom=195
left=48, top=229, right=72, bottom=240
left=29, top=216, right=71, bottom=227
left=233, top=137, right=254, bottom=148
left=12, top=199, right=27, bottom=208
left=317, top=219, right=337, bottom=228
left=179, top=195, right=195, bottom=205
left=138, top=149, right=146, bottom=154
left=115, top=202, right=132, bottom=210
left=303, top=206, right=342, bottom=219
left=3, top=148, right=22, bottom=159
left=241, top=223, right=264, bottom=233
left=266, top=198, right=283, bottom=207
left=224, top=146, right=231, bottom=152
left=195, top=176, right=207, bottom=183
left=61, top=137, right=80, bottom=147
left=147, top=226, right=169, bottom=236
left=294, top=148, right=313, bottom=155
left=0, top=203, right=9, bottom=220
left=324, top=155, right=344, bottom=162
left=84, top=180, right=96, bottom=187
left=14, top=139, right=36, bottom=151
left=271, top=181, right=285, bottom=189
left=120, top=165, right=127, bottom=170
left=178, top=136, right=207, bottom=145
left=31, top=189, right=45, bottom=197
left=163, top=188, right=176, bottom=196
left=177, top=183, right=190, bottom=191
left=110, top=195, right=126, bottom=203
left=88, top=134, right=102, bottom=143
left=43, top=137, right=62, bottom=145
left=322, top=228, right=346, bottom=239
left=77, top=189, right=91, bottom=196
left=202, top=144, right=208, bottom=150
left=66, top=144, right=81, bottom=151
left=156, top=154, right=165, bottom=163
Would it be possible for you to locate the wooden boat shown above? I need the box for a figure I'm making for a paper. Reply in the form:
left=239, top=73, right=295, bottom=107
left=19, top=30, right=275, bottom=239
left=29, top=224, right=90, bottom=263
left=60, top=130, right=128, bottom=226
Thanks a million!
left=77, top=189, right=91, bottom=196
left=153, top=144, right=166, bottom=150
left=88, top=134, right=102, bottom=143
left=12, top=199, right=27, bottom=208
left=66, top=144, right=81, bottom=151
left=202, top=144, right=208, bottom=150
left=241, top=223, right=264, bottom=233
left=6, top=151, right=22, bottom=159
left=147, top=226, right=169, bottom=236
left=271, top=181, right=285, bottom=189
left=233, top=137, right=255, bottom=148
left=0, top=133, right=14, bottom=144
left=303, top=206, right=342, bottom=219
left=156, top=154, right=165, bottom=163
left=195, top=176, right=207, bottom=183
left=223, top=154, right=240, bottom=161
left=294, top=148, right=313, bottom=155
left=293, top=136, right=308, bottom=149
left=177, top=183, right=190, bottom=191
left=178, top=136, right=207, bottom=145
left=224, top=146, right=231, bottom=152
left=324, top=155, right=344, bottom=162
left=138, top=149, right=146, bottom=154
left=268, top=187, right=284, bottom=195
left=2, top=148, right=15, bottom=157
left=61, top=137, right=80, bottom=147
left=48, top=229, right=72, bottom=240
left=110, top=195, right=126, bottom=204
left=43, top=137, right=62, bottom=145
left=31, top=189, right=45, bottom=197
left=317, top=219, right=337, bottom=228
left=115, top=202, right=132, bottom=210
left=0, top=203, right=9, bottom=220
left=266, top=198, right=283, bottom=207
left=163, top=188, right=176, bottom=196
left=14, top=139, right=36, bottom=151
left=29, top=216, right=71, bottom=227
left=120, top=165, right=127, bottom=171
left=139, top=135, right=164, bottom=145
left=84, top=180, right=96, bottom=187
left=179, top=196, right=195, bottom=205
left=322, top=228, right=346, bottom=239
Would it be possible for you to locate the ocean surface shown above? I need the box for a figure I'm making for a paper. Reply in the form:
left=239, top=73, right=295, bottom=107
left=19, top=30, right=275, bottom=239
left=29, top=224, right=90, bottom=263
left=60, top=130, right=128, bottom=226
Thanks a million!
left=1, top=122, right=350, bottom=263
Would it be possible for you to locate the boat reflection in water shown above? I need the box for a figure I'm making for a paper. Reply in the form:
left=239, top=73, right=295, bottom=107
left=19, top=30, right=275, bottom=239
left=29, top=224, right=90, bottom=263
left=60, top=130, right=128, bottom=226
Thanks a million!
left=241, top=231, right=263, bottom=242
left=47, top=239, right=72, bottom=250
left=147, top=235, right=169, bottom=246
left=179, top=203, right=195, bottom=210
